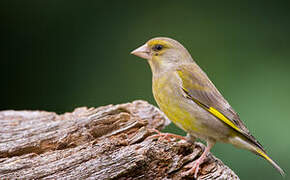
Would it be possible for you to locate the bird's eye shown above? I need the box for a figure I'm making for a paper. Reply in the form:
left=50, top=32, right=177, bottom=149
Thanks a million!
left=153, top=44, right=163, bottom=51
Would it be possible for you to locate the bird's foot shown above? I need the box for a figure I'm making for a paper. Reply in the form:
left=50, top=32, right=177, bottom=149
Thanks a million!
left=149, top=129, right=186, bottom=141
left=181, top=157, right=204, bottom=178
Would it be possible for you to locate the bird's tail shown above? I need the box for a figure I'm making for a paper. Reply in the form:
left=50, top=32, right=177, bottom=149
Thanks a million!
left=255, top=148, right=285, bottom=177
left=230, top=135, right=285, bottom=177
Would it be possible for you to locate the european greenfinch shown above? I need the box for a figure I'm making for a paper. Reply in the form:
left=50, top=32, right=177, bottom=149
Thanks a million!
left=131, top=37, right=284, bottom=177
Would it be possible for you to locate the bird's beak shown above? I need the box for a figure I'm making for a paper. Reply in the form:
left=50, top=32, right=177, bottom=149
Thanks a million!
left=131, top=44, right=151, bottom=59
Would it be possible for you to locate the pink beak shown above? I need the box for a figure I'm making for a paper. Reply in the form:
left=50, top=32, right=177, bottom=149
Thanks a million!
left=131, top=44, right=151, bottom=59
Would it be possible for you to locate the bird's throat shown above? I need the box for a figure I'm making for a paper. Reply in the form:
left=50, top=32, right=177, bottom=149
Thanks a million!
left=148, top=56, right=175, bottom=77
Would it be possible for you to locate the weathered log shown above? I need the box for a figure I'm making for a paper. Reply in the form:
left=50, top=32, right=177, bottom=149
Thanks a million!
left=0, top=100, right=239, bottom=179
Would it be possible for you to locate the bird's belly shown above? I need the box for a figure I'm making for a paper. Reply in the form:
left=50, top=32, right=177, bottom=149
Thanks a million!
left=154, top=84, right=232, bottom=141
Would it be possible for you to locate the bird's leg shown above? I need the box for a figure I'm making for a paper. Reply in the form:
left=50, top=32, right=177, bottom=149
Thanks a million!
left=182, top=140, right=215, bottom=178
left=149, top=129, right=187, bottom=141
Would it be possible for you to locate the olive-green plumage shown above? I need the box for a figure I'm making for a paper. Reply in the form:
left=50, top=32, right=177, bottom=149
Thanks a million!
left=131, top=37, right=284, bottom=177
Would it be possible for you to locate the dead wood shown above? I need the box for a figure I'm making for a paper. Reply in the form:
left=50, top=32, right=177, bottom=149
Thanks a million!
left=0, top=100, right=239, bottom=180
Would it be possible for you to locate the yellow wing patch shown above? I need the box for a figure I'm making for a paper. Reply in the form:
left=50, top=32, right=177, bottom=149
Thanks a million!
left=183, top=91, right=242, bottom=133
left=208, top=107, right=241, bottom=133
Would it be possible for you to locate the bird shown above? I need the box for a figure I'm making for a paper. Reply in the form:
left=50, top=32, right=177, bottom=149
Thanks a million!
left=131, top=37, right=285, bottom=178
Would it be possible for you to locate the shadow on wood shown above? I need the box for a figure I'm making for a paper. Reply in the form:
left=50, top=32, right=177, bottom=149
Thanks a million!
left=0, top=100, right=239, bottom=179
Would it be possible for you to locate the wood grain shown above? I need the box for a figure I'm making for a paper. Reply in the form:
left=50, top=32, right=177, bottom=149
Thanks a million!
left=0, top=100, right=239, bottom=180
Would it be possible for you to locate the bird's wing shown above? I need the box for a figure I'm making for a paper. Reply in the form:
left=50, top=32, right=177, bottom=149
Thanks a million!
left=176, top=64, right=263, bottom=150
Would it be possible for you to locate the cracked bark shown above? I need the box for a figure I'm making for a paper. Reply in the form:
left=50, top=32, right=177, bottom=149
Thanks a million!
left=0, top=100, right=239, bottom=180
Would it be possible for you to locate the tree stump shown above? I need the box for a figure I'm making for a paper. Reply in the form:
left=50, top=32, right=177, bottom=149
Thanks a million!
left=0, top=100, right=239, bottom=179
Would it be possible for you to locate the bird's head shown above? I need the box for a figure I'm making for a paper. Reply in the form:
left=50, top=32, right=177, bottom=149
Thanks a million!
left=131, top=37, right=193, bottom=73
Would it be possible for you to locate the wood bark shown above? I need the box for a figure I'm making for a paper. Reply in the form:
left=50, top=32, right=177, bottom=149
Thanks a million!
left=0, top=100, right=239, bottom=180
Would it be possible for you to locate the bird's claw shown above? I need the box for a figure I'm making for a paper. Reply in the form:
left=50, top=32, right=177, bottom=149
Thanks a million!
left=181, top=157, right=203, bottom=178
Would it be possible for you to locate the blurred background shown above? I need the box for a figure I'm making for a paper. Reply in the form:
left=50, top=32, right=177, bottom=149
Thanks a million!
left=1, top=0, right=289, bottom=179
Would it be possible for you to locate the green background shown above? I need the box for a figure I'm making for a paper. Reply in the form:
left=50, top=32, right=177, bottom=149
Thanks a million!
left=1, top=1, right=290, bottom=179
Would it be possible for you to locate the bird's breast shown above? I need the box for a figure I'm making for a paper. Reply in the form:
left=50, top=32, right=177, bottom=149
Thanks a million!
left=152, top=73, right=197, bottom=132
